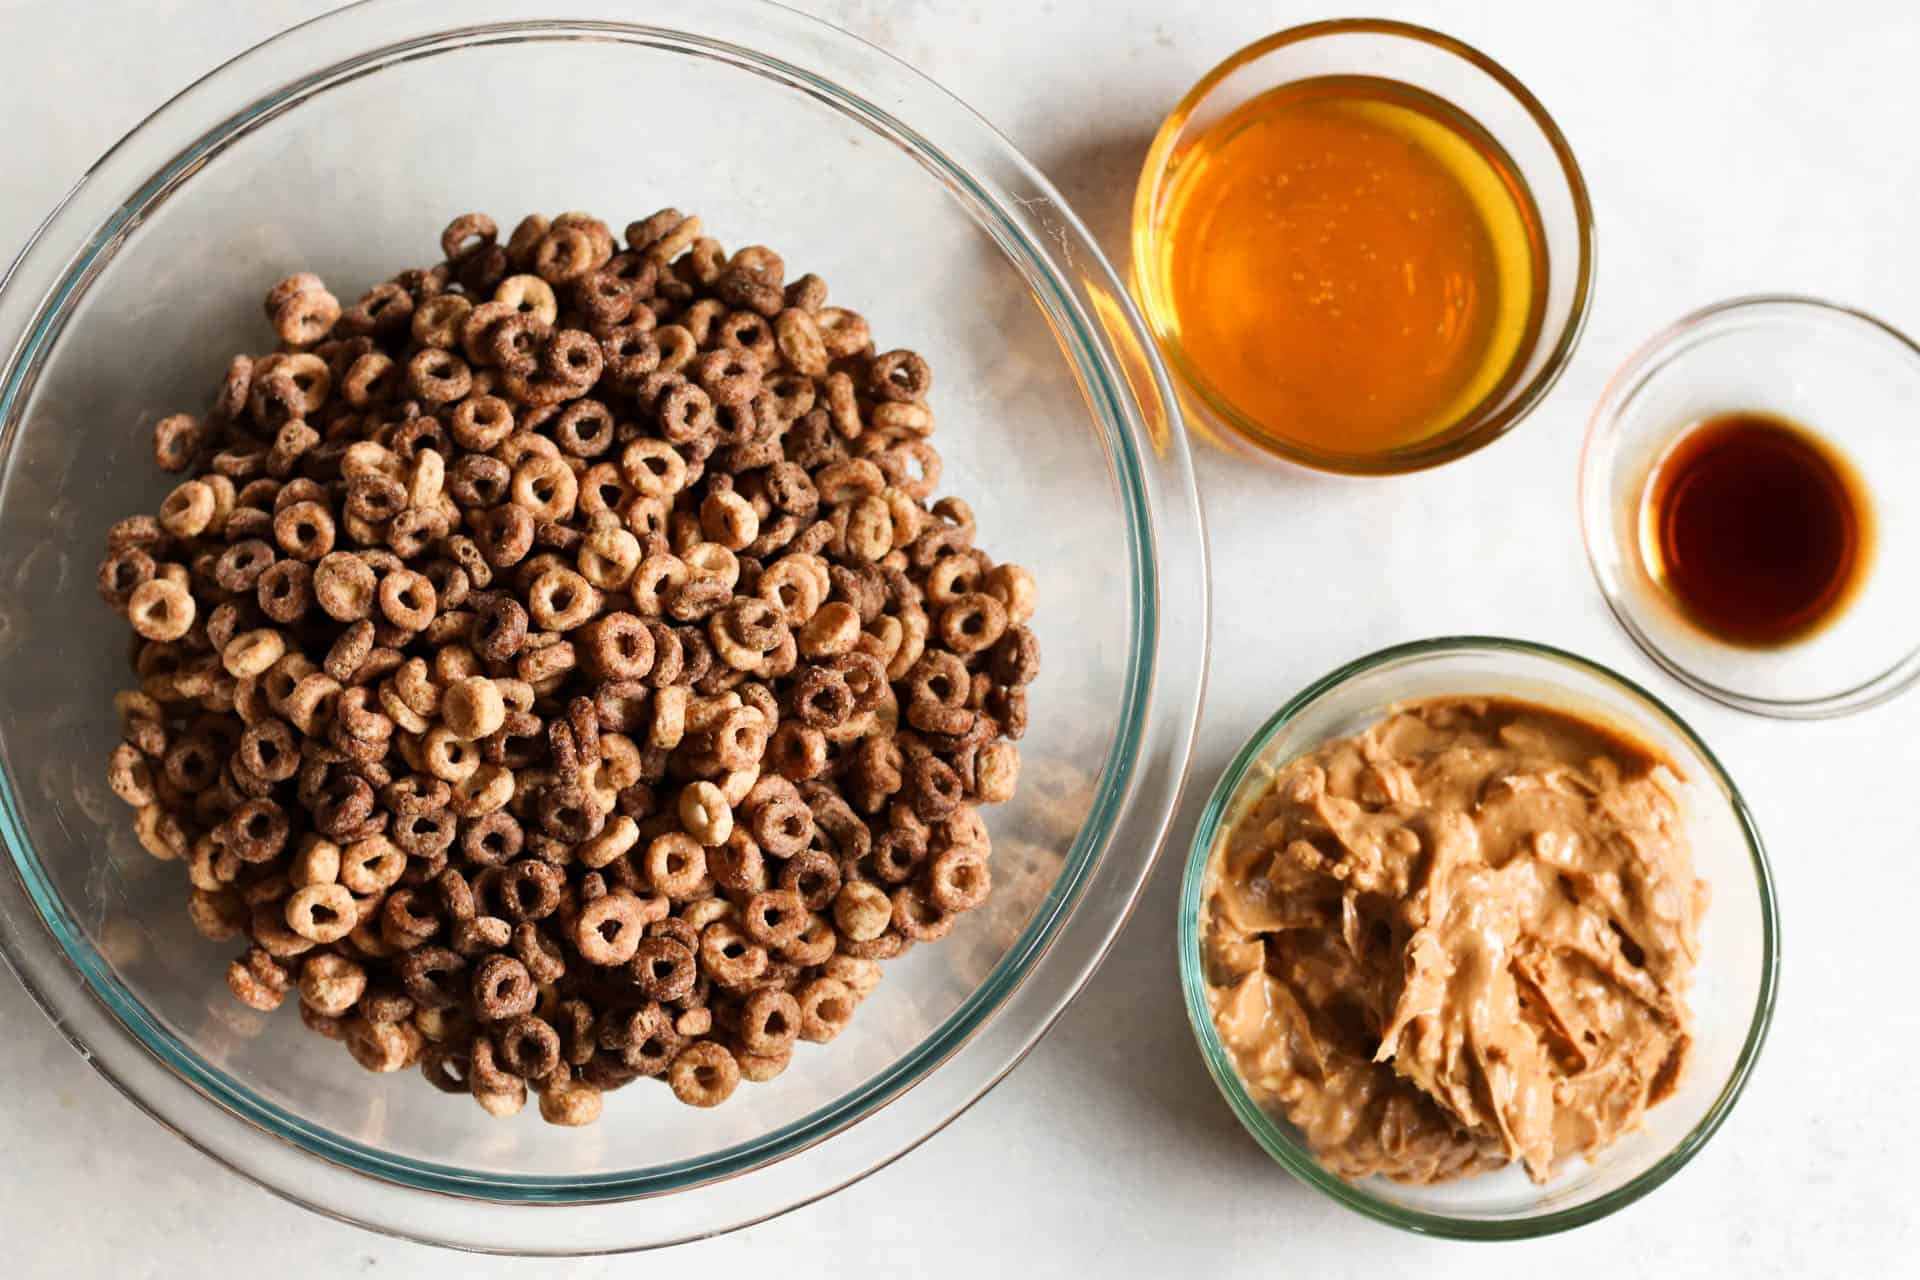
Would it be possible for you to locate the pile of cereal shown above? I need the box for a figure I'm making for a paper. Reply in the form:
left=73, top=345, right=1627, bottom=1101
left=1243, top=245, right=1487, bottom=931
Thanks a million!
left=95, top=210, right=1038, bottom=1124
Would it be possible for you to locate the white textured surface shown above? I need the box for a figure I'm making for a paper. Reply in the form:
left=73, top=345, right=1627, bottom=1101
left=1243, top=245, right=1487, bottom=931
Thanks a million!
left=1, top=0, right=1915, bottom=1273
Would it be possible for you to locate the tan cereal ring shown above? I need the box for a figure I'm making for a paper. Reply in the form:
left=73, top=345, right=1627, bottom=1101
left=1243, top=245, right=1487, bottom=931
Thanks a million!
left=937, top=592, right=1009, bottom=655
left=127, top=578, right=196, bottom=642
left=538, top=1076, right=603, bottom=1127
left=773, top=307, right=829, bottom=377
left=573, top=890, right=651, bottom=967
left=644, top=830, right=706, bottom=900
left=532, top=227, right=597, bottom=284
left=469, top=953, right=537, bottom=1023
left=226, top=946, right=290, bottom=1012
left=736, top=988, right=800, bottom=1057
left=833, top=880, right=892, bottom=942
left=510, top=455, right=579, bottom=525
left=346, top=1017, right=423, bottom=1073
left=577, top=526, right=642, bottom=592
left=815, top=307, right=870, bottom=359
left=794, top=976, right=856, bottom=1043
left=740, top=888, right=806, bottom=950
left=284, top=882, right=356, bottom=943
left=459, top=299, right=519, bottom=366
left=411, top=292, right=473, bottom=350
left=525, top=566, right=598, bottom=631
left=629, top=936, right=696, bottom=1003
left=891, top=882, right=956, bottom=942
left=707, top=827, right=766, bottom=896
left=618, top=437, right=687, bottom=498
left=275, top=288, right=341, bottom=348
left=675, top=779, right=733, bottom=846
left=377, top=569, right=438, bottom=632
left=667, top=1040, right=739, bottom=1108
left=339, top=834, right=407, bottom=896
left=222, top=628, right=287, bottom=679
left=297, top=951, right=367, bottom=1017
left=493, top=273, right=560, bottom=325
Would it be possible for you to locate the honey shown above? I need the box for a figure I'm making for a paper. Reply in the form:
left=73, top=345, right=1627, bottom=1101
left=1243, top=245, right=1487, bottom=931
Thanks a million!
left=1640, top=412, right=1874, bottom=647
left=1148, top=75, right=1548, bottom=459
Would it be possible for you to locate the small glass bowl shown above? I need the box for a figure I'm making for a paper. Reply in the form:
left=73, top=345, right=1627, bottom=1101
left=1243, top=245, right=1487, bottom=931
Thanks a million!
left=1131, top=19, right=1595, bottom=474
left=1176, top=637, right=1778, bottom=1239
left=1582, top=295, right=1920, bottom=717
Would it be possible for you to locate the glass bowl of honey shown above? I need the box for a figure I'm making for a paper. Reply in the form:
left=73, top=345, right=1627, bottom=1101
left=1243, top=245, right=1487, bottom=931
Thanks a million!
left=1581, top=295, right=1920, bottom=718
left=1132, top=19, right=1595, bottom=474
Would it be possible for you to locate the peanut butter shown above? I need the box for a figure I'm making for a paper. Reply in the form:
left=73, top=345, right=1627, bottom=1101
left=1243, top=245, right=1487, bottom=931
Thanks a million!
left=1202, top=697, right=1708, bottom=1184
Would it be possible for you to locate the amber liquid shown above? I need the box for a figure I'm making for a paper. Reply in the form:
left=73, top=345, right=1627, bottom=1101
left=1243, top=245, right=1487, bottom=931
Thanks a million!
left=1641, top=412, right=1873, bottom=647
left=1151, top=75, right=1549, bottom=459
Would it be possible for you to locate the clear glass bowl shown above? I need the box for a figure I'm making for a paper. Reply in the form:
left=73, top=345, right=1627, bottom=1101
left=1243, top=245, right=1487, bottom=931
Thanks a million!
left=1131, top=19, right=1596, bottom=474
left=0, top=0, right=1210, bottom=1253
left=1582, top=295, right=1920, bottom=717
left=1176, top=637, right=1778, bottom=1239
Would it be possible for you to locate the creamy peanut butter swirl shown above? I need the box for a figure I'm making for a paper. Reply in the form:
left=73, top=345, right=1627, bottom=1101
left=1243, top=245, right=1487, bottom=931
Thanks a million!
left=1203, top=697, right=1708, bottom=1184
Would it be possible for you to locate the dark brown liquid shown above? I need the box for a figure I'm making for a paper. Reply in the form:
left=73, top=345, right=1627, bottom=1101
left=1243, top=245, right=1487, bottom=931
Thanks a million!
left=1644, top=412, right=1871, bottom=647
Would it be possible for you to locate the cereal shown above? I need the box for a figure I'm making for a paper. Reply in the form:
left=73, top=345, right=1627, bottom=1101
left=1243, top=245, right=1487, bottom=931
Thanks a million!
left=795, top=976, right=855, bottom=1042
left=345, top=1018, right=423, bottom=1073
left=676, top=779, right=733, bottom=846
left=742, top=889, right=806, bottom=949
left=227, top=947, right=290, bottom=1011
left=284, top=882, right=356, bottom=943
left=441, top=675, right=506, bottom=741
left=668, top=1039, right=740, bottom=1107
left=127, top=578, right=196, bottom=642
left=832, top=881, right=892, bottom=942
left=927, top=845, right=991, bottom=913
left=92, top=209, right=1039, bottom=1124
left=738, top=988, right=802, bottom=1056
left=573, top=890, right=653, bottom=966
left=538, top=1072, right=603, bottom=1126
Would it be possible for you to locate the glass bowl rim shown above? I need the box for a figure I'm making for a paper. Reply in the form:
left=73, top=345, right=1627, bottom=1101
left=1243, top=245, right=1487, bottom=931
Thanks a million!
left=1579, top=291, right=1920, bottom=718
left=0, top=0, right=1206, bottom=1221
left=1129, top=17, right=1598, bottom=476
left=1174, top=635, right=1780, bottom=1240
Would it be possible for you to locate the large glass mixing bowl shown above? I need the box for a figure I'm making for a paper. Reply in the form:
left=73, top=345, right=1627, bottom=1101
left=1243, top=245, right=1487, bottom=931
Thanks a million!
left=0, top=0, right=1208, bottom=1253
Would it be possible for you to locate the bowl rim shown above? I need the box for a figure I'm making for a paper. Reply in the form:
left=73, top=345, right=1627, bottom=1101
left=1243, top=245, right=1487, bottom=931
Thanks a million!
left=1579, top=292, right=1920, bottom=719
left=1175, top=635, right=1780, bottom=1240
left=0, top=0, right=1210, bottom=1248
left=1130, top=17, right=1598, bottom=475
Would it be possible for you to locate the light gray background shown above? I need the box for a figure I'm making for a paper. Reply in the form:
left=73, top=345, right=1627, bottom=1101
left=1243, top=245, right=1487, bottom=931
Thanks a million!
left=1, top=1, right=1914, bottom=1274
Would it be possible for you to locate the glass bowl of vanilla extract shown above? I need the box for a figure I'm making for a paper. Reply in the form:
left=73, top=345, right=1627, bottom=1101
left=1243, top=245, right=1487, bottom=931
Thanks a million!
left=1582, top=295, right=1920, bottom=718
left=1131, top=19, right=1595, bottom=474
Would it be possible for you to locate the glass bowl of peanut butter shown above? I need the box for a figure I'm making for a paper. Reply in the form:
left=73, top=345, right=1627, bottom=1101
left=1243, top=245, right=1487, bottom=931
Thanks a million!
left=1178, top=636, right=1777, bottom=1238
